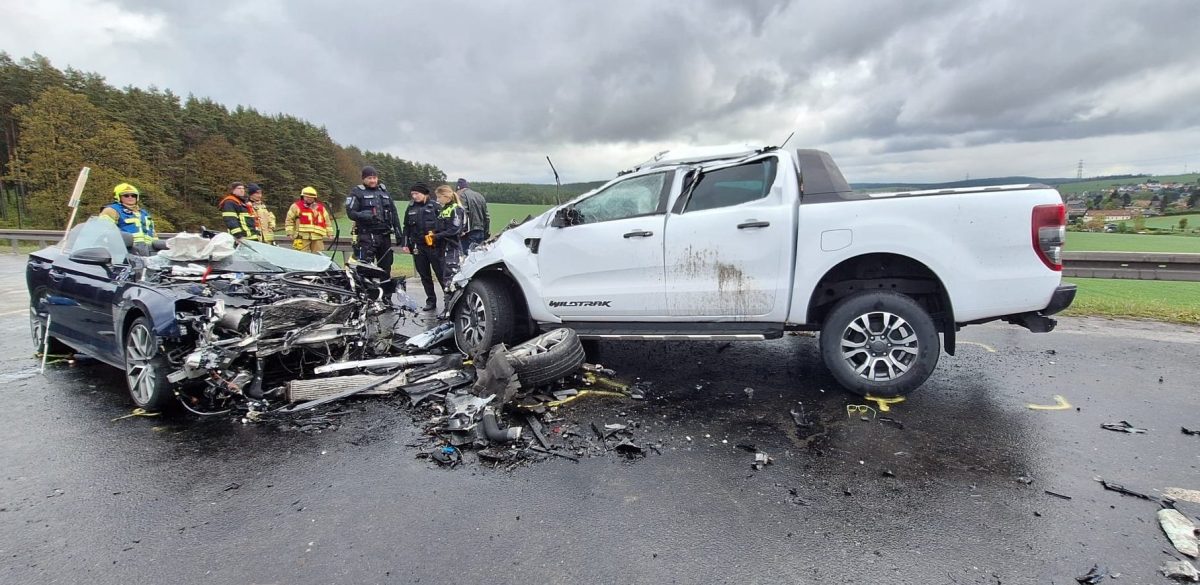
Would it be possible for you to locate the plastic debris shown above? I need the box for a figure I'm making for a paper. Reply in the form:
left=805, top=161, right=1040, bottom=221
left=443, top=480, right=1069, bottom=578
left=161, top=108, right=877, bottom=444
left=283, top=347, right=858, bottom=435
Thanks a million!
left=428, top=446, right=461, bottom=467
left=752, top=451, right=773, bottom=470
left=1016, top=476, right=1034, bottom=485
left=1158, top=508, right=1199, bottom=558
left=743, top=387, right=754, bottom=401
left=1075, top=564, right=1109, bottom=584
left=1160, top=560, right=1200, bottom=582
left=878, top=416, right=904, bottom=430
left=1027, top=395, right=1071, bottom=410
left=1045, top=490, right=1073, bottom=500
left=1100, top=421, right=1147, bottom=434
left=863, top=395, right=904, bottom=412
left=405, top=322, right=454, bottom=350
left=1096, top=478, right=1153, bottom=500
left=1165, top=488, right=1200, bottom=505
left=846, top=404, right=877, bottom=419
left=1183, top=427, right=1200, bottom=436
left=613, top=439, right=645, bottom=458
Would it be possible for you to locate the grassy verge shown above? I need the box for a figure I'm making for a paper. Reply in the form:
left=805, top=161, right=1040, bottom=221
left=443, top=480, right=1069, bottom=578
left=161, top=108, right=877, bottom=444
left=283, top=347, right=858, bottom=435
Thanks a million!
left=1065, top=231, right=1200, bottom=253
left=1061, top=277, right=1200, bottom=324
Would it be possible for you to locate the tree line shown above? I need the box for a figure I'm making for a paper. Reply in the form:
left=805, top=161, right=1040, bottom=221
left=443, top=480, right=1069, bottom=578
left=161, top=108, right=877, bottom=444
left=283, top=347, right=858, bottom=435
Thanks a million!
left=0, top=53, right=446, bottom=231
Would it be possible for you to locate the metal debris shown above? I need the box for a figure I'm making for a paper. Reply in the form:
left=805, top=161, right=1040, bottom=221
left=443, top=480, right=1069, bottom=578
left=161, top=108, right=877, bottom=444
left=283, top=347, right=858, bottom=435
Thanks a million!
left=1096, top=478, right=1153, bottom=500
left=752, top=452, right=773, bottom=470
left=1183, top=427, right=1200, bottom=436
left=1045, top=490, right=1073, bottom=500
left=1100, top=421, right=1147, bottom=434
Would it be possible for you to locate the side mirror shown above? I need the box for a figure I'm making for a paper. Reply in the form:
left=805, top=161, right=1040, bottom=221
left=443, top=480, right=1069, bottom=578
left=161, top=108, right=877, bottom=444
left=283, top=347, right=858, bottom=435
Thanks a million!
left=550, top=206, right=583, bottom=228
left=69, top=247, right=113, bottom=265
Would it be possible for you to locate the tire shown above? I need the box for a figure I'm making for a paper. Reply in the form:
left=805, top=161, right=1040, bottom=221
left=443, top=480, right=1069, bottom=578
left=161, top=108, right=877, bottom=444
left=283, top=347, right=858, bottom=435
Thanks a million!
left=123, top=316, right=172, bottom=411
left=29, top=289, right=70, bottom=355
left=453, top=278, right=518, bottom=356
left=818, top=291, right=940, bottom=397
left=504, top=328, right=586, bottom=387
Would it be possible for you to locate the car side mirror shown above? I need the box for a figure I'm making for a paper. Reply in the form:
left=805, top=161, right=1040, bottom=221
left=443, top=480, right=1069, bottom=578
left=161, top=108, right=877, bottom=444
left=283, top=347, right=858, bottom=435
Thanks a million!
left=550, top=206, right=583, bottom=228
left=69, top=247, right=113, bottom=265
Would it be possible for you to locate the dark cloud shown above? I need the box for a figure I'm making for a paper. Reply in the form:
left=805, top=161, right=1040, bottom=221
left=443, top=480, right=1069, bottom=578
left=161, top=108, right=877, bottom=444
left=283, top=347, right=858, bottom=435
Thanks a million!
left=3, top=0, right=1198, bottom=181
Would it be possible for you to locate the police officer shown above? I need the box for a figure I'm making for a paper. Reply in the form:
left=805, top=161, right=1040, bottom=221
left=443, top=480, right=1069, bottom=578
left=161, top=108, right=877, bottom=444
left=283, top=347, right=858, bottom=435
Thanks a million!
left=346, top=166, right=404, bottom=290
left=401, top=182, right=443, bottom=311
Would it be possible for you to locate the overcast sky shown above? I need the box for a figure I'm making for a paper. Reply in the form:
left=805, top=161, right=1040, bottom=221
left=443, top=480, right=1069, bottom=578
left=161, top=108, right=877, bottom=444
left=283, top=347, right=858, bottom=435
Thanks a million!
left=3, top=0, right=1199, bottom=184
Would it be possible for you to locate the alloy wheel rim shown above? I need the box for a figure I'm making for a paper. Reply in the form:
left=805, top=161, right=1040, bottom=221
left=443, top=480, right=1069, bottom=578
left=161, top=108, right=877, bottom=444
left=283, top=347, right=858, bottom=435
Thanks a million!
left=456, top=292, right=487, bottom=350
left=839, top=311, right=919, bottom=382
left=508, top=328, right=569, bottom=358
left=125, top=323, right=157, bottom=404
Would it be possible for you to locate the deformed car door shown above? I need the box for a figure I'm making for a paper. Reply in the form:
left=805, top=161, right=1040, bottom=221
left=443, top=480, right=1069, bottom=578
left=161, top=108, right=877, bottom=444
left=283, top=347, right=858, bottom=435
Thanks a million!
left=662, top=156, right=792, bottom=319
left=48, top=219, right=129, bottom=360
left=536, top=171, right=675, bottom=318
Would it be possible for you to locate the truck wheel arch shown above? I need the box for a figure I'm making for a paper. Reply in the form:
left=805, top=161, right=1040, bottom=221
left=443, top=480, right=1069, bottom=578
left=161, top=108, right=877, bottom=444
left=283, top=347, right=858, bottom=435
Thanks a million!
left=806, top=253, right=956, bottom=355
left=457, top=265, right=536, bottom=341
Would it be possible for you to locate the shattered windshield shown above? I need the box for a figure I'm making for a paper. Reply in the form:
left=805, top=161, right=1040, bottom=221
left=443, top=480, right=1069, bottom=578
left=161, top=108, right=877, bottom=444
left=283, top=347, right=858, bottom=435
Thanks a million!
left=230, top=240, right=336, bottom=272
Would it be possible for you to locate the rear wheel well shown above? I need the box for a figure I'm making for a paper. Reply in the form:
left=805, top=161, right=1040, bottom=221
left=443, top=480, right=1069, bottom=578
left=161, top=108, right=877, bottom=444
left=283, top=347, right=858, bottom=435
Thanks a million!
left=808, top=254, right=954, bottom=351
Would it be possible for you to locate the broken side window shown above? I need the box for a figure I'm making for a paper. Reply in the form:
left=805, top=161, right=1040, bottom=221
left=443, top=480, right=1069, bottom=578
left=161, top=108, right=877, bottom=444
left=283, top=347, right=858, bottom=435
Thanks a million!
left=684, top=158, right=778, bottom=213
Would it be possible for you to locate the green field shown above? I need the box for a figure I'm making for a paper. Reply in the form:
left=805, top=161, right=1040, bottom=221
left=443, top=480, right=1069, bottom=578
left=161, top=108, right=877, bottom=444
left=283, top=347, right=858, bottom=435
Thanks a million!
left=1123, top=213, right=1200, bottom=230
left=1065, top=231, right=1200, bottom=253
left=1062, top=277, right=1200, bottom=324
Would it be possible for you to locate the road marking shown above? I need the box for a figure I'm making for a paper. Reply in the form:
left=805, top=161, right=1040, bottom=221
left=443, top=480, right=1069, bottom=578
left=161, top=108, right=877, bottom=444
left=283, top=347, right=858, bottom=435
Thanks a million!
left=1027, top=395, right=1072, bottom=410
left=959, top=341, right=997, bottom=353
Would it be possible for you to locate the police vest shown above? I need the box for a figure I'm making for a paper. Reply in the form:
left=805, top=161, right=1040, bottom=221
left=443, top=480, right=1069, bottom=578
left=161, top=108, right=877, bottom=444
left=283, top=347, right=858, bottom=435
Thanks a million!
left=294, top=200, right=330, bottom=238
left=105, top=202, right=155, bottom=244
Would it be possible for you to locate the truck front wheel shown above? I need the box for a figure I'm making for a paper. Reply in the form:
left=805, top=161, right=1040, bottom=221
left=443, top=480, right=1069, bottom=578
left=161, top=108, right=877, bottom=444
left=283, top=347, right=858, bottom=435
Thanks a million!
left=453, top=278, right=517, bottom=356
left=819, top=291, right=940, bottom=397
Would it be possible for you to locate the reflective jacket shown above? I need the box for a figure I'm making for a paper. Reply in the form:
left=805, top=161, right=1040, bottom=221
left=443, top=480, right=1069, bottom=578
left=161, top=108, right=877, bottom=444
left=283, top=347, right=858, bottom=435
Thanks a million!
left=220, top=195, right=260, bottom=240
left=101, top=202, right=155, bottom=244
left=254, top=206, right=277, bottom=243
left=433, top=202, right=466, bottom=244
left=285, top=200, right=332, bottom=239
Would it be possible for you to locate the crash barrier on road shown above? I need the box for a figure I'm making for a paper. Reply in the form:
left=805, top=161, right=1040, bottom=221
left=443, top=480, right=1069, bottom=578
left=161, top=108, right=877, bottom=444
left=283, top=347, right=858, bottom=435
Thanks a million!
left=1062, top=251, right=1200, bottom=282
left=0, top=228, right=303, bottom=253
left=3, top=229, right=1198, bottom=281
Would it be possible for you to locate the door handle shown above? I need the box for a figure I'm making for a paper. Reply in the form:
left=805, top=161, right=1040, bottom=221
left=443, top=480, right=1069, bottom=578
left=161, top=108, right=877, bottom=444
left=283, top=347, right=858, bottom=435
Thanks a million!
left=737, top=221, right=770, bottom=229
left=623, top=230, right=654, bottom=238
left=48, top=270, right=65, bottom=282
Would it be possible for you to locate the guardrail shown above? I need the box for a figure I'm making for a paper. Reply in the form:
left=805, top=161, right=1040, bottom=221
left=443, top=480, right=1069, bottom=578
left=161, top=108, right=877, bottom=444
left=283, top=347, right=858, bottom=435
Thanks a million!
left=1061, top=251, right=1200, bottom=282
left=2, top=229, right=1198, bottom=281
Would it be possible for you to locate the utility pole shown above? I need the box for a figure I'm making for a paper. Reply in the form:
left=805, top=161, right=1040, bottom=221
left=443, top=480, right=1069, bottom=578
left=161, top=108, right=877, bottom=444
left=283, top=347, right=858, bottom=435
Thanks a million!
left=1076, top=160, right=1083, bottom=180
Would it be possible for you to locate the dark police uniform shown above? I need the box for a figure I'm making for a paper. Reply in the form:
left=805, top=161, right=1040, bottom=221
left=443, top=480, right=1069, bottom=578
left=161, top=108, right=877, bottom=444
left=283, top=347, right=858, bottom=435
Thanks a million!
left=345, top=183, right=404, bottom=289
left=403, top=197, right=443, bottom=309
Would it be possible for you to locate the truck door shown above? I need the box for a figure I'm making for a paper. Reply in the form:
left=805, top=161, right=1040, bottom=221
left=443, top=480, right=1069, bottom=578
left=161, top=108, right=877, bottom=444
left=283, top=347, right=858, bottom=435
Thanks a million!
left=662, top=156, right=793, bottom=318
left=536, top=171, right=675, bottom=318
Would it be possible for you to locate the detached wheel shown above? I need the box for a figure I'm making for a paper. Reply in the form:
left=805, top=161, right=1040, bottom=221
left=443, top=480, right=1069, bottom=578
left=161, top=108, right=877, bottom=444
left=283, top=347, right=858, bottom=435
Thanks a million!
left=29, top=290, right=69, bottom=354
left=504, top=328, right=585, bottom=387
left=124, top=317, right=172, bottom=411
left=819, top=291, right=940, bottom=397
left=453, top=278, right=517, bottom=355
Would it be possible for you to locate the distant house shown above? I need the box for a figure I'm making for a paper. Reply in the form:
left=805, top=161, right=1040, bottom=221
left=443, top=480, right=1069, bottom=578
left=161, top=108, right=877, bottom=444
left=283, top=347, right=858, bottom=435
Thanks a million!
left=1084, top=210, right=1139, bottom=221
left=1066, top=200, right=1088, bottom=220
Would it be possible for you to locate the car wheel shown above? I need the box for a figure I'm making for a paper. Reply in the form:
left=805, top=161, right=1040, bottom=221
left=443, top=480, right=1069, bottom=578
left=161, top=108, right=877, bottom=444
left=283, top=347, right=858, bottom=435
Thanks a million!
left=504, top=328, right=586, bottom=387
left=819, top=291, right=940, bottom=397
left=29, top=290, right=70, bottom=354
left=124, top=316, right=172, bottom=411
left=453, top=278, right=517, bottom=356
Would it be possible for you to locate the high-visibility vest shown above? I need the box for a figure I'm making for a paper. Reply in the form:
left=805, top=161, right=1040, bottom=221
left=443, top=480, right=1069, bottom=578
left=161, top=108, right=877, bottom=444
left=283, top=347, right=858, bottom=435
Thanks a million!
left=219, top=195, right=260, bottom=240
left=104, top=202, right=155, bottom=244
left=294, top=200, right=330, bottom=238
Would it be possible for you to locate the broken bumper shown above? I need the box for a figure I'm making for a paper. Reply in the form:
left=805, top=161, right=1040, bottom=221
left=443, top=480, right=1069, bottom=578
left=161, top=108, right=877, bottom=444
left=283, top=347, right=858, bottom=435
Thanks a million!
left=1002, top=284, right=1078, bottom=333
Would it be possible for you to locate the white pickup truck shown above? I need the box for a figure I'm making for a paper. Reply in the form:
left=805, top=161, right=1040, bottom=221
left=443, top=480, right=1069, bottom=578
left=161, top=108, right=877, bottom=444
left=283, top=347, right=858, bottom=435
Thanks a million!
left=448, top=146, right=1075, bottom=396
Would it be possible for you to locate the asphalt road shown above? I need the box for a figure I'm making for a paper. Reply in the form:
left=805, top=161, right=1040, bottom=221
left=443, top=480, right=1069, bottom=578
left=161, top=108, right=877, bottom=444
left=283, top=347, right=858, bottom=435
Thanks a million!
left=1, top=252, right=1198, bottom=584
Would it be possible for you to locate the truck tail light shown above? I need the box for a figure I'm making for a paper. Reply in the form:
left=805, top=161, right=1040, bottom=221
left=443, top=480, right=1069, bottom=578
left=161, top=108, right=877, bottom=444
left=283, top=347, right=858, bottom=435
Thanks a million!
left=1032, top=203, right=1066, bottom=271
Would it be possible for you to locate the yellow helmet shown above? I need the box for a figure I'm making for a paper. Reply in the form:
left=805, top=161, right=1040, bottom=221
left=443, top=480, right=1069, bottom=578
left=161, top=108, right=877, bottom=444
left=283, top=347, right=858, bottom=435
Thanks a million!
left=113, top=183, right=139, bottom=202
left=301, top=186, right=319, bottom=198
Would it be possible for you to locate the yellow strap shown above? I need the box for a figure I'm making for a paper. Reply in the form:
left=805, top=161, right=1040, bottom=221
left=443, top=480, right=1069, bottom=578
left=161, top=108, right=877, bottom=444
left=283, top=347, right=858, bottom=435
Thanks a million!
left=111, top=407, right=160, bottom=422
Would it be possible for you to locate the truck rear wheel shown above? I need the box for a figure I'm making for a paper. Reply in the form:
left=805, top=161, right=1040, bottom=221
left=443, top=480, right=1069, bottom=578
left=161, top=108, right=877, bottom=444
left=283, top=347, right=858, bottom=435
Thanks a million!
left=819, top=291, right=939, bottom=397
left=453, top=278, right=517, bottom=356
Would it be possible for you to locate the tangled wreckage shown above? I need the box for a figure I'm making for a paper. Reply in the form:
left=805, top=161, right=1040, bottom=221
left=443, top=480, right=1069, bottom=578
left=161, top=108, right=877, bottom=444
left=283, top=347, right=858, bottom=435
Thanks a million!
left=29, top=218, right=604, bottom=461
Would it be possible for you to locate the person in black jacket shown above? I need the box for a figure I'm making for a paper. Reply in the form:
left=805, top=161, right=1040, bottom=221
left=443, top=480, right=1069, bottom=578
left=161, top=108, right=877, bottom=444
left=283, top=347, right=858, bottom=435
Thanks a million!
left=219, top=182, right=261, bottom=241
left=401, top=182, right=443, bottom=311
left=346, top=166, right=404, bottom=294
left=432, top=185, right=467, bottom=290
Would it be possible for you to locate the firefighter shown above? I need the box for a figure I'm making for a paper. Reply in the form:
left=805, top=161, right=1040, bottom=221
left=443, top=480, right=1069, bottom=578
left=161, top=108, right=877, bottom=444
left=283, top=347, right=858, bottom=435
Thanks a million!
left=285, top=186, right=333, bottom=254
left=247, top=183, right=276, bottom=244
left=219, top=182, right=261, bottom=241
left=100, top=183, right=156, bottom=245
